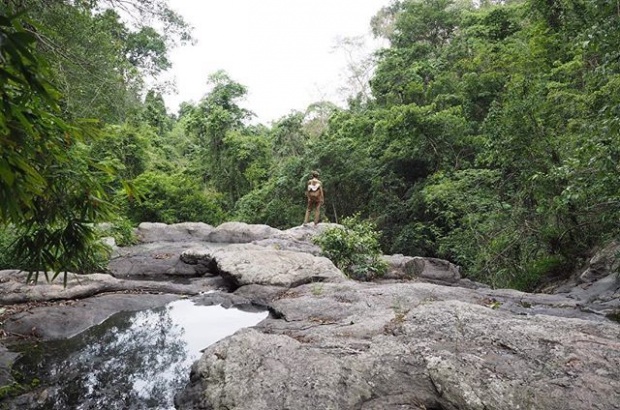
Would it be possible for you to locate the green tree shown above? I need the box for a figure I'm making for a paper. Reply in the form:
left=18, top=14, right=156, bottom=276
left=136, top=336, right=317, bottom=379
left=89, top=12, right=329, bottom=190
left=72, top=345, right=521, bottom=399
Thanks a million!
left=184, top=70, right=254, bottom=204
left=0, top=13, right=119, bottom=280
left=3, top=0, right=191, bottom=122
left=90, top=123, right=151, bottom=180
left=269, top=111, right=307, bottom=158
left=142, top=89, right=172, bottom=135
left=234, top=156, right=307, bottom=228
left=125, top=171, right=226, bottom=225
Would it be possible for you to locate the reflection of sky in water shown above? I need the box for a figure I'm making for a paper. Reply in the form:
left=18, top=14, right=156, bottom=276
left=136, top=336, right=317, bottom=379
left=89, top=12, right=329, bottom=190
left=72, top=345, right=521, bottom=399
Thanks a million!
left=132, top=300, right=268, bottom=402
left=171, top=299, right=269, bottom=352
left=13, top=299, right=268, bottom=410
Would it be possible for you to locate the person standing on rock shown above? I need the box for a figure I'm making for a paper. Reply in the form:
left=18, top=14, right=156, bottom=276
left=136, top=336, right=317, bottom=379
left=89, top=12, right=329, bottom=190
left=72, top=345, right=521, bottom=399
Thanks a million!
left=304, top=170, right=324, bottom=226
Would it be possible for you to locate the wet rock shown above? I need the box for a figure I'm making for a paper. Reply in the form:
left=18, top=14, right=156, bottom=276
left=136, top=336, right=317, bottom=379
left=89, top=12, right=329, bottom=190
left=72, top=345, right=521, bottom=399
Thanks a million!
left=191, top=291, right=264, bottom=313
left=0, top=345, right=18, bottom=388
left=3, top=293, right=181, bottom=341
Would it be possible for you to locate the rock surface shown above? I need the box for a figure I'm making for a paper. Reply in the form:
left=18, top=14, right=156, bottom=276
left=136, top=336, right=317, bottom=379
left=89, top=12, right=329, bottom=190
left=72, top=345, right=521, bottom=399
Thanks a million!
left=176, top=281, right=620, bottom=410
left=209, top=244, right=346, bottom=288
left=579, top=240, right=620, bottom=283
left=546, top=241, right=620, bottom=317
left=108, top=241, right=220, bottom=278
left=207, top=222, right=282, bottom=244
left=0, top=270, right=223, bottom=305
left=3, top=292, right=181, bottom=341
left=1, top=221, right=619, bottom=410
left=383, top=254, right=465, bottom=284
left=136, top=222, right=215, bottom=243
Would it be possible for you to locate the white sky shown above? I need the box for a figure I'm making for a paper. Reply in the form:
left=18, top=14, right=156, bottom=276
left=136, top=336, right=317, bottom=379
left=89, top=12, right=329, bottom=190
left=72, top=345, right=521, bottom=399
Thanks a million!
left=162, top=0, right=391, bottom=124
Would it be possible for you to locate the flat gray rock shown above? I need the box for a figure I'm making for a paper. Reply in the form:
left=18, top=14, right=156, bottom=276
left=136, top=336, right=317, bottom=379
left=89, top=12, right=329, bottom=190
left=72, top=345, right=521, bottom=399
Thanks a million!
left=383, top=254, right=462, bottom=283
left=210, top=244, right=346, bottom=288
left=3, top=293, right=180, bottom=341
left=0, top=270, right=222, bottom=305
left=176, top=281, right=620, bottom=410
left=252, top=224, right=340, bottom=255
left=207, top=222, right=282, bottom=243
left=137, top=222, right=215, bottom=243
left=108, top=242, right=222, bottom=278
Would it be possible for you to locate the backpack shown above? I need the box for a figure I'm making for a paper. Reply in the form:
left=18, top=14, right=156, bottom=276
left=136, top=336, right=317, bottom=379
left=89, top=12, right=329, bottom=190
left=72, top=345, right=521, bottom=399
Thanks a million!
left=307, top=179, right=322, bottom=198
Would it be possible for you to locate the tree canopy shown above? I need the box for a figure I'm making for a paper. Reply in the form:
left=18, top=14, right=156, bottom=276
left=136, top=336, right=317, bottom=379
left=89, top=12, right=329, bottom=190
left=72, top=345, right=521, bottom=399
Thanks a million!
left=2, top=0, right=620, bottom=290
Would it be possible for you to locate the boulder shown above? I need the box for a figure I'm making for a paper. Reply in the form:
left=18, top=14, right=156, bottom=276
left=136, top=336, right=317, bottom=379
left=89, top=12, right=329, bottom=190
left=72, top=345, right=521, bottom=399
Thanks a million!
left=548, top=241, right=620, bottom=317
left=2, top=293, right=180, bottom=341
left=207, top=222, right=282, bottom=243
left=383, top=254, right=461, bottom=283
left=580, top=240, right=620, bottom=283
left=108, top=242, right=220, bottom=278
left=176, top=281, right=620, bottom=410
left=0, top=270, right=222, bottom=306
left=563, top=273, right=620, bottom=317
left=251, top=237, right=321, bottom=255
left=252, top=223, right=340, bottom=255
left=209, top=244, right=346, bottom=289
left=180, top=248, right=219, bottom=275
left=137, top=222, right=215, bottom=243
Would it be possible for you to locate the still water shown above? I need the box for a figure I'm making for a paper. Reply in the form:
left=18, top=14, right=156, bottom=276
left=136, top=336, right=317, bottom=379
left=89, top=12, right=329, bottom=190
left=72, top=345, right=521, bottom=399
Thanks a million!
left=12, top=298, right=268, bottom=409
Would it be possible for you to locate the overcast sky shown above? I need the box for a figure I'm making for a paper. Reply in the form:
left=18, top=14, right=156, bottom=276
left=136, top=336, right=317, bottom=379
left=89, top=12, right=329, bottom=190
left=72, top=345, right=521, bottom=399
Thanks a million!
left=162, top=0, right=391, bottom=124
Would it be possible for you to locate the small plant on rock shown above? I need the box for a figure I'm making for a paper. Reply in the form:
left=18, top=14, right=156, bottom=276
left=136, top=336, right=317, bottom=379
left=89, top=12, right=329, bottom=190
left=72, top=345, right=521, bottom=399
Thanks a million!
left=310, top=282, right=324, bottom=296
left=108, top=218, right=138, bottom=247
left=313, top=214, right=388, bottom=281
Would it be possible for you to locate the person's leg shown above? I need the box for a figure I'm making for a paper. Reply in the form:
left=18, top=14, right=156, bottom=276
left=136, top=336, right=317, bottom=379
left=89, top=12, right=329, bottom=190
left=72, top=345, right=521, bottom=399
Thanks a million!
left=313, top=202, right=321, bottom=225
left=304, top=199, right=312, bottom=224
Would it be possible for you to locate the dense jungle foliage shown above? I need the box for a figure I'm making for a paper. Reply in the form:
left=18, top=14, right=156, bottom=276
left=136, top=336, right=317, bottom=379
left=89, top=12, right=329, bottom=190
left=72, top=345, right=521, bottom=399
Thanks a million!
left=1, top=0, right=619, bottom=290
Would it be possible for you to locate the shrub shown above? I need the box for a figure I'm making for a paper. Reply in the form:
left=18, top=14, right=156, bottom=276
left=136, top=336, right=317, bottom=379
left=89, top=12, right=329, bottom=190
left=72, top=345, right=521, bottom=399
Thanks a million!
left=8, top=222, right=111, bottom=281
left=313, top=214, right=388, bottom=281
left=0, top=225, right=19, bottom=270
left=94, top=218, right=138, bottom=247
left=1, top=223, right=113, bottom=279
left=124, top=171, right=227, bottom=225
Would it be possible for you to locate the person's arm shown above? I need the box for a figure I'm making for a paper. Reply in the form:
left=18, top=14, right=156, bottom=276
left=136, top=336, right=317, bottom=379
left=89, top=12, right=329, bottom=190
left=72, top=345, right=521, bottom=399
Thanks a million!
left=319, top=185, right=324, bottom=204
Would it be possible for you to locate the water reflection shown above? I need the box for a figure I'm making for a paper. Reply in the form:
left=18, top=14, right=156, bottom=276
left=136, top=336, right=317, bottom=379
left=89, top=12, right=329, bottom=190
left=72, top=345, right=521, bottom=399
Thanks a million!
left=12, top=299, right=267, bottom=410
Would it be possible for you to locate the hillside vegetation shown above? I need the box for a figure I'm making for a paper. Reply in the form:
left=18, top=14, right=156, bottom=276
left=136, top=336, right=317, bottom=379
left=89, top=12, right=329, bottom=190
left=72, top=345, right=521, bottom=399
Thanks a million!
left=1, top=0, right=619, bottom=290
